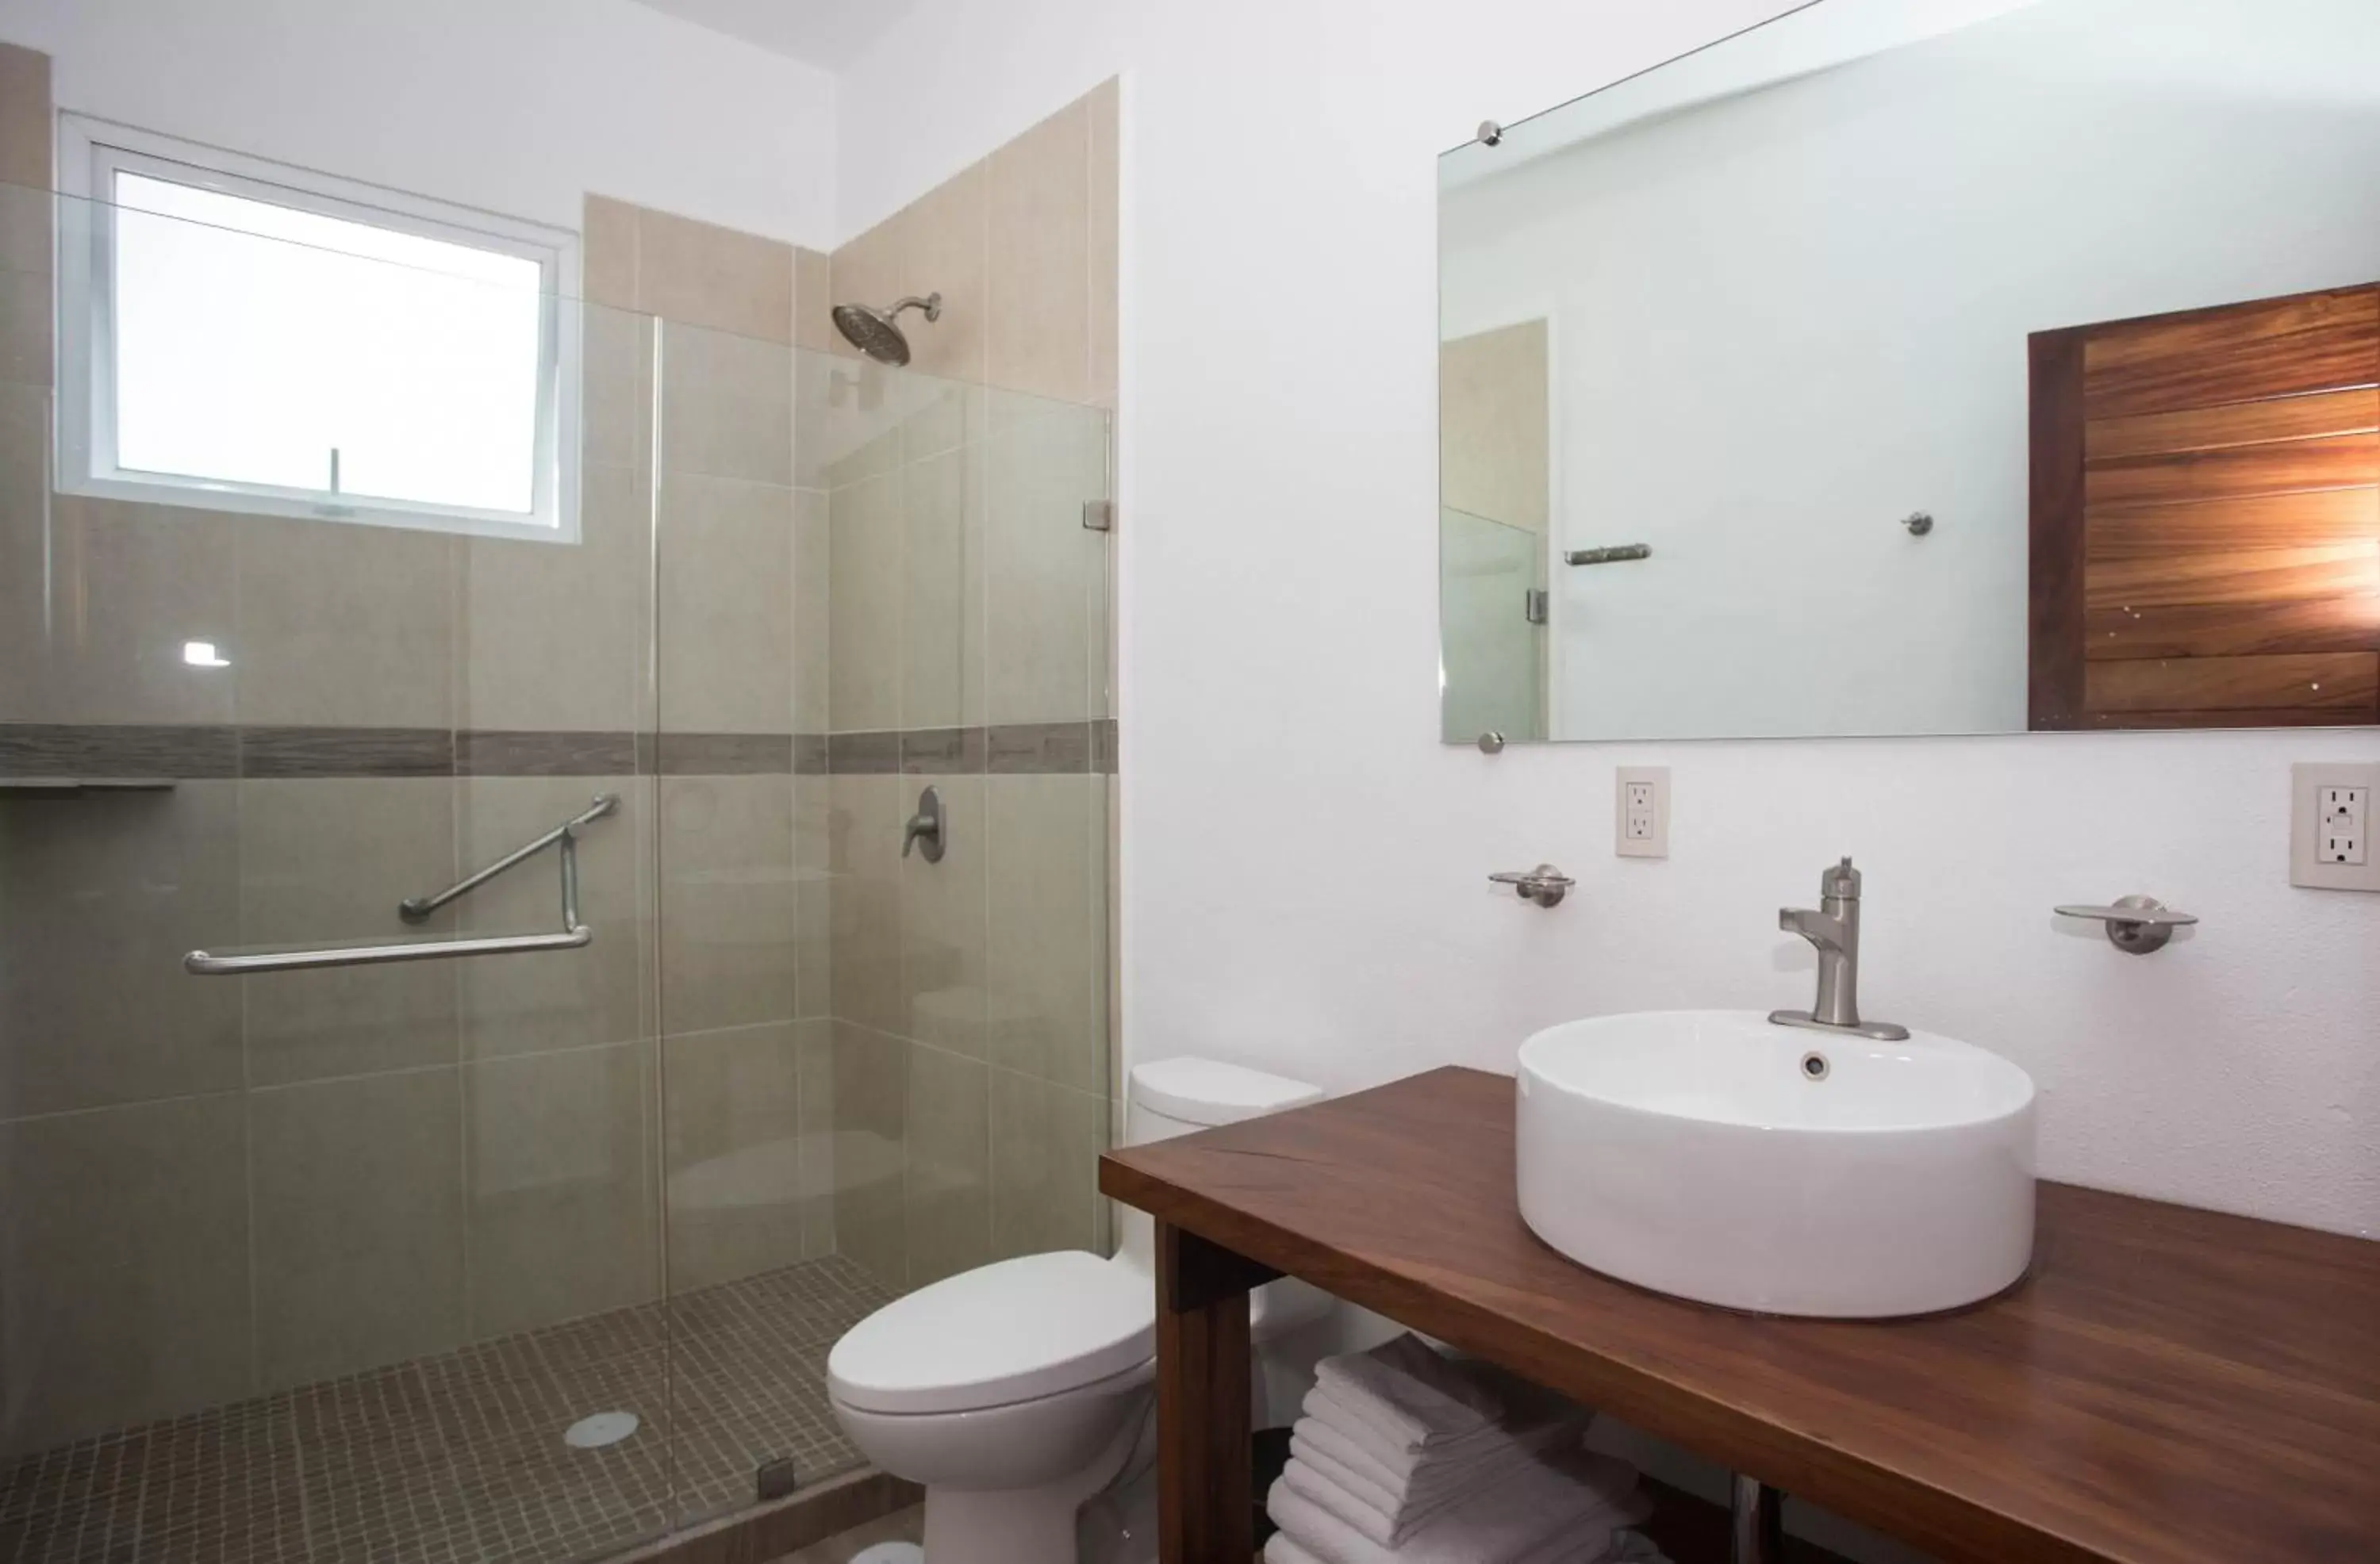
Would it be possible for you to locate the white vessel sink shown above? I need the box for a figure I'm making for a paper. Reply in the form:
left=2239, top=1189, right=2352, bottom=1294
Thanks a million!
left=1515, top=1010, right=2036, bottom=1318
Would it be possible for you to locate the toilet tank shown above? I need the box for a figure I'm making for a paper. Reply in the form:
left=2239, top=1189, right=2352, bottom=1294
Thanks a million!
left=1115, top=1059, right=1334, bottom=1340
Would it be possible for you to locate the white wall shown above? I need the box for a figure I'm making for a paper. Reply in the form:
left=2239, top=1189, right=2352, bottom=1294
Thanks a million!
left=1441, top=0, right=2380, bottom=741
left=834, top=0, right=2380, bottom=1244
left=0, top=0, right=839, bottom=247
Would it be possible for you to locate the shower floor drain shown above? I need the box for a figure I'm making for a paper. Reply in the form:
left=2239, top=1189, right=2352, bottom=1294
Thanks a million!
left=563, top=1411, right=640, bottom=1450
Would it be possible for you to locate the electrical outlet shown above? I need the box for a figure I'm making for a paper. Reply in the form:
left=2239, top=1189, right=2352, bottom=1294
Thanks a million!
left=1616, top=767, right=1668, bottom=859
left=2290, top=763, right=2380, bottom=891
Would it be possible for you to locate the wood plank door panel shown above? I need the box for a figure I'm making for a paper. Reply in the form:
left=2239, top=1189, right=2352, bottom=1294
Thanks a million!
left=2031, top=282, right=2380, bottom=729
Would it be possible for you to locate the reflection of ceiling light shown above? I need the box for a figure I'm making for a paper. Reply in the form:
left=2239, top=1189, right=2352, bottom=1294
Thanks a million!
left=182, top=640, right=231, bottom=668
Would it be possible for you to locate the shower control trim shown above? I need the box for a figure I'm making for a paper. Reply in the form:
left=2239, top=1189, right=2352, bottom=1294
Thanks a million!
left=904, top=785, right=946, bottom=863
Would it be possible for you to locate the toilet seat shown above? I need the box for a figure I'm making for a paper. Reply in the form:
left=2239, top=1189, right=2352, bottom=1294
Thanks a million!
left=827, top=1252, right=1154, bottom=1416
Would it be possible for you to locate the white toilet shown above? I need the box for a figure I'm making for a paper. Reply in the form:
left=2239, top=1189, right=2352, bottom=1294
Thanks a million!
left=827, top=1057, right=1335, bottom=1564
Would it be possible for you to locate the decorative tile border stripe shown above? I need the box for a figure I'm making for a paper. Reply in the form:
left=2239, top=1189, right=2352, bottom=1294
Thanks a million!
left=1, top=722, right=1120, bottom=780
left=0, top=722, right=237, bottom=779
left=241, top=725, right=454, bottom=779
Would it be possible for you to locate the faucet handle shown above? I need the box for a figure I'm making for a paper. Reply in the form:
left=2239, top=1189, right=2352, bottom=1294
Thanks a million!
left=1489, top=864, right=1574, bottom=909
left=1820, top=856, right=1861, bottom=900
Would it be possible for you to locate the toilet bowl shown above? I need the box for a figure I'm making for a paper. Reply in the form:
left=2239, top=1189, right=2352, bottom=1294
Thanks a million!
left=827, top=1057, right=1335, bottom=1564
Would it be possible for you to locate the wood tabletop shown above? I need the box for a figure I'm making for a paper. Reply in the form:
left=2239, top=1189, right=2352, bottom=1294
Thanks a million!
left=1100, top=1068, right=2380, bottom=1564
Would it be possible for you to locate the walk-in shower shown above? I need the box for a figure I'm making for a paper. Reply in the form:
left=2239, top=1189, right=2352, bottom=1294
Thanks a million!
left=0, top=155, right=1115, bottom=1563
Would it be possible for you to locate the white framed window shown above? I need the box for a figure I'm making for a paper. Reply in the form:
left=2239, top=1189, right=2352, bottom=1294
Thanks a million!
left=54, top=114, right=582, bottom=542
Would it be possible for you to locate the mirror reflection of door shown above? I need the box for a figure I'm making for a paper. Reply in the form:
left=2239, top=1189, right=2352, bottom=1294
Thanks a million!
left=2029, top=284, right=2380, bottom=729
left=1440, top=318, right=1551, bottom=742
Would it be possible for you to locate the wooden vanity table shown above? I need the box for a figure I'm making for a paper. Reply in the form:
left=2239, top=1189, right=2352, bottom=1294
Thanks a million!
left=1098, top=1068, right=2380, bottom=1564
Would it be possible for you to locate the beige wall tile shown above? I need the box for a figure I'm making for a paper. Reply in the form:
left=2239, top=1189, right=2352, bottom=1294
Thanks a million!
left=900, top=774, right=985, bottom=1059
left=986, top=99, right=1092, bottom=404
left=1087, top=79, right=1119, bottom=408
left=583, top=302, right=655, bottom=472
left=658, top=775, right=796, bottom=1035
left=459, top=462, right=651, bottom=734
left=0, top=1094, right=251, bottom=1457
left=660, top=323, right=793, bottom=487
left=795, top=1018, right=837, bottom=1257
left=0, top=252, right=47, bottom=389
left=795, top=774, right=835, bottom=1021
left=793, top=486, right=831, bottom=736
left=0, top=385, right=44, bottom=723
left=829, top=214, right=907, bottom=364
left=250, top=1068, right=467, bottom=1390
left=985, top=396, right=1105, bottom=726
left=466, top=1040, right=657, bottom=1336
left=0, top=783, right=242, bottom=1117
left=232, top=514, right=457, bottom=730
left=794, top=247, right=836, bottom=354
left=900, top=443, right=985, bottom=731
left=827, top=775, right=902, bottom=1037
left=828, top=473, right=903, bottom=733
left=904, top=1043, right=988, bottom=1288
left=0, top=43, right=49, bottom=192
left=582, top=195, right=640, bottom=312
left=0, top=174, right=48, bottom=282
left=657, top=472, right=793, bottom=734
left=829, top=1021, right=906, bottom=1292
left=662, top=1022, right=804, bottom=1291
left=240, top=779, right=461, bottom=1087
left=0, top=496, right=239, bottom=727
left=989, top=1071, right=1104, bottom=1261
left=1441, top=320, right=1550, bottom=535
left=985, top=776, right=1103, bottom=1094
left=636, top=207, right=793, bottom=346
left=456, top=776, right=647, bottom=1060
left=901, top=163, right=987, bottom=385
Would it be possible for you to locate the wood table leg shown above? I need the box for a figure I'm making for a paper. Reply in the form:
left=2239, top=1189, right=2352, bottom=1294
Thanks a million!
left=1155, top=1221, right=1280, bottom=1564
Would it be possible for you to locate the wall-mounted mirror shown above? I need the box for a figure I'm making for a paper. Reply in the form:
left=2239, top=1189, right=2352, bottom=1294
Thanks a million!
left=1439, top=0, right=2380, bottom=743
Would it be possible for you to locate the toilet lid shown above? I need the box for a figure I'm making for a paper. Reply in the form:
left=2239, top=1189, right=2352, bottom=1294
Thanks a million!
left=827, top=1252, right=1155, bottom=1416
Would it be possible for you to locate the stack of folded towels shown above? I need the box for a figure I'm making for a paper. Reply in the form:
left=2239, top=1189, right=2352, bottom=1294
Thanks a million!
left=1265, top=1334, right=1664, bottom=1564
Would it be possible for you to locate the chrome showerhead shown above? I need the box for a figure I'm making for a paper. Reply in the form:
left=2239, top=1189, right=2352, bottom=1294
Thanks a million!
left=831, top=292, right=942, bottom=366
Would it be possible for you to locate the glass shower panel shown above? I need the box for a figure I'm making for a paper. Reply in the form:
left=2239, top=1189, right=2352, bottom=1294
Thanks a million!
left=0, top=186, right=672, bottom=1563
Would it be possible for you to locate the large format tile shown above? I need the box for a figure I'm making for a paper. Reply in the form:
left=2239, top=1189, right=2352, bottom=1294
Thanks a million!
left=828, top=473, right=903, bottom=734
left=1088, top=78, right=1120, bottom=408
left=903, top=1045, right=988, bottom=1289
left=0, top=783, right=242, bottom=1117
left=901, top=162, right=987, bottom=385
left=581, top=194, right=640, bottom=312
left=989, top=1070, right=1104, bottom=1261
left=900, top=774, right=986, bottom=1059
left=657, top=471, right=794, bottom=734
left=662, top=1022, right=804, bottom=1291
left=985, top=775, right=1104, bottom=1094
left=583, top=297, right=657, bottom=471
left=793, top=486, right=831, bottom=738
left=249, top=1068, right=468, bottom=1390
left=238, top=777, right=462, bottom=1086
left=985, top=394, right=1107, bottom=726
left=795, top=774, right=835, bottom=1021
left=986, top=98, right=1092, bottom=404
left=658, top=774, right=797, bottom=1035
left=0, top=1094, right=251, bottom=1456
left=829, top=1022, right=906, bottom=1294
left=901, top=443, right=986, bottom=732
left=466, top=1040, right=657, bottom=1337
left=660, top=322, right=792, bottom=487
left=459, top=459, right=651, bottom=734
left=827, top=775, right=902, bottom=1037
left=232, top=513, right=458, bottom=730
left=455, top=775, right=647, bottom=1060
left=0, top=43, right=49, bottom=191
left=795, top=1017, right=837, bottom=1257
left=636, top=207, right=793, bottom=346
left=793, top=247, right=836, bottom=353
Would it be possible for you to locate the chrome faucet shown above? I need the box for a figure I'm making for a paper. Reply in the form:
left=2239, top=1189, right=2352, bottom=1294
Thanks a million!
left=1770, top=857, right=1909, bottom=1042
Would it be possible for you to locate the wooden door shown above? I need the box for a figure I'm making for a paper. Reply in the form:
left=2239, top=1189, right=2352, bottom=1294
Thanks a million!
left=2029, top=284, right=2380, bottom=729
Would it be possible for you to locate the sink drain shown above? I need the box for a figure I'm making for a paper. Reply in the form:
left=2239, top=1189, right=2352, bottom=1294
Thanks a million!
left=564, top=1411, right=640, bottom=1450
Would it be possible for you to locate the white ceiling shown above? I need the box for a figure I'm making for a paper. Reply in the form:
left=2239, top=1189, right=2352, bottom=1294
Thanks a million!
left=628, top=0, right=919, bottom=70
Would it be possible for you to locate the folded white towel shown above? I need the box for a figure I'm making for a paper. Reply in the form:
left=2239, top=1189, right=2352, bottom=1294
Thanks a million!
left=1267, top=1532, right=1327, bottom=1564
left=1265, top=1526, right=1651, bottom=1564
left=1284, top=1442, right=1639, bottom=1549
left=1311, top=1334, right=1508, bottom=1451
left=1265, top=1447, right=1649, bottom=1564
left=1300, top=1383, right=1589, bottom=1494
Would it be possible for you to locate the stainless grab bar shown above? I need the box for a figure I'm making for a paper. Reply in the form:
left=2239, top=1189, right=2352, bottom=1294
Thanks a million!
left=402, top=793, right=616, bottom=923
left=184, top=793, right=615, bottom=976
left=1564, top=543, right=1652, bottom=566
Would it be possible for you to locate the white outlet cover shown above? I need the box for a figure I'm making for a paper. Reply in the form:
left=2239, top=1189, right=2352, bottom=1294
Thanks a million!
left=2289, top=762, right=2380, bottom=892
left=1615, top=765, right=1669, bottom=860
